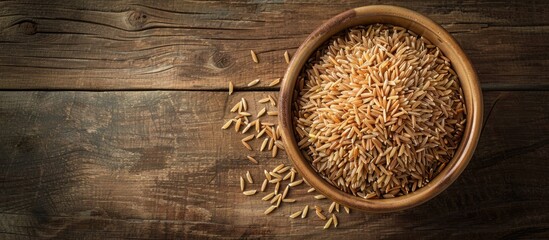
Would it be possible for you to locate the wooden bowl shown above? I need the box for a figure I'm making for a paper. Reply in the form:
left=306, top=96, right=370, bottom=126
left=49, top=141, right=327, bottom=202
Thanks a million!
left=278, top=5, right=483, bottom=213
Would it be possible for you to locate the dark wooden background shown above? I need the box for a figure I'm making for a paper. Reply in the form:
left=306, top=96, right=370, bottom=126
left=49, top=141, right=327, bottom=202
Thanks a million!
left=1, top=0, right=548, bottom=239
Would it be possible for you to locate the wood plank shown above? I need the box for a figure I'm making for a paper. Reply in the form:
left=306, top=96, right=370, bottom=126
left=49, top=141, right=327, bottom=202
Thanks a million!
left=0, top=1, right=547, bottom=90
left=0, top=91, right=548, bottom=239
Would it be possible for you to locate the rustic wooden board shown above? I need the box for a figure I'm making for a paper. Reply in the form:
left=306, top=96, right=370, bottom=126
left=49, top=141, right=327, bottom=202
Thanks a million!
left=0, top=1, right=547, bottom=90
left=0, top=91, right=547, bottom=239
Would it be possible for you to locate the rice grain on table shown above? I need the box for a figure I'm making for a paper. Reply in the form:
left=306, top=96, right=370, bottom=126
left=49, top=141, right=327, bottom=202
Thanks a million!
left=241, top=122, right=253, bottom=134
left=344, top=206, right=350, bottom=214
left=264, top=205, right=277, bottom=215
left=314, top=195, right=326, bottom=200
left=273, top=164, right=285, bottom=173
left=272, top=145, right=278, bottom=158
left=246, top=171, right=253, bottom=184
left=302, top=205, right=309, bottom=218
left=293, top=24, right=466, bottom=199
left=323, top=217, right=333, bottom=229
left=228, top=81, right=234, bottom=95
left=258, top=97, right=270, bottom=103
left=240, top=98, right=247, bottom=111
left=261, top=179, right=268, bottom=192
left=240, top=176, right=245, bottom=192
left=268, top=95, right=276, bottom=106
left=269, top=78, right=281, bottom=87
left=242, top=134, right=254, bottom=142
left=274, top=182, right=280, bottom=195
left=283, top=172, right=292, bottom=181
left=246, top=155, right=258, bottom=164
left=290, top=171, right=296, bottom=182
left=284, top=51, right=291, bottom=64
left=332, top=214, right=338, bottom=227
left=289, top=179, right=304, bottom=187
left=257, top=107, right=267, bottom=118
left=234, top=118, right=242, bottom=132
left=270, top=194, right=281, bottom=205
left=241, top=140, right=252, bottom=151
left=251, top=50, right=259, bottom=63
left=262, top=192, right=275, bottom=201
left=243, top=190, right=257, bottom=196
left=316, top=209, right=327, bottom=220
left=230, top=102, right=240, bottom=113
left=282, top=185, right=290, bottom=199
left=278, top=166, right=291, bottom=174
left=221, top=119, right=233, bottom=129
left=276, top=194, right=283, bottom=207
left=264, top=169, right=272, bottom=181
left=248, top=78, right=260, bottom=87
left=329, top=201, right=336, bottom=213
left=290, top=210, right=302, bottom=218
left=259, top=138, right=269, bottom=152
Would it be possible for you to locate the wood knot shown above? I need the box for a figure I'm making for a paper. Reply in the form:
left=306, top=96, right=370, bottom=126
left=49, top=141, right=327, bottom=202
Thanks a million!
left=17, top=20, right=37, bottom=35
left=127, top=10, right=148, bottom=29
left=210, top=51, right=232, bottom=69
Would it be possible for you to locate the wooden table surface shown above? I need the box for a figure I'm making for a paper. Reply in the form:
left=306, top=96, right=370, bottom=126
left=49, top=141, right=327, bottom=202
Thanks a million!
left=1, top=1, right=548, bottom=239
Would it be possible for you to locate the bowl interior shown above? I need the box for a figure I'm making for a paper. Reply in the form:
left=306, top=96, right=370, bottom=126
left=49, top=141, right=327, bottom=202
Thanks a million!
left=278, top=5, right=483, bottom=213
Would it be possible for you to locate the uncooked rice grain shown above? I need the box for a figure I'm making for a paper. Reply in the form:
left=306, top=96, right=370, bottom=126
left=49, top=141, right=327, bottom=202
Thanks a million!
left=246, top=171, right=253, bottom=184
left=240, top=98, right=247, bottom=111
left=261, top=179, right=268, bottom=192
left=234, top=118, right=242, bottom=132
left=302, top=205, right=309, bottom=218
left=314, top=195, right=327, bottom=200
left=264, top=169, right=272, bottom=181
left=273, top=164, right=285, bottom=173
left=251, top=50, right=259, bottom=63
left=289, top=179, right=304, bottom=187
left=222, top=119, right=233, bottom=129
left=243, top=190, right=257, bottom=196
left=269, top=78, right=281, bottom=87
left=329, top=201, right=336, bottom=213
left=257, top=107, right=267, bottom=118
left=262, top=192, right=275, bottom=201
left=242, top=134, right=254, bottom=142
left=283, top=172, right=292, bottom=181
left=264, top=205, right=277, bottom=215
left=272, top=145, right=278, bottom=158
left=240, top=176, right=245, bottom=192
left=316, top=210, right=327, bottom=220
left=323, top=217, right=333, bottom=229
left=230, top=102, right=240, bottom=113
left=282, top=186, right=290, bottom=199
left=248, top=78, right=260, bottom=87
left=241, top=140, right=252, bottom=151
left=290, top=210, right=302, bottom=218
left=260, top=138, right=269, bottom=151
left=258, top=97, right=270, bottom=103
left=246, top=155, right=258, bottom=164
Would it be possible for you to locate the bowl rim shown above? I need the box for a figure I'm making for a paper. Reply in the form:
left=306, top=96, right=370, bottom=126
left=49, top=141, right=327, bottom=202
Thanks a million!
left=278, top=5, right=483, bottom=213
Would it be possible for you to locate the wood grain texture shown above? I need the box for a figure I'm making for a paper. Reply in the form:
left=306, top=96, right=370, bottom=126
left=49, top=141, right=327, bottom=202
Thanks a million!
left=0, top=0, right=547, bottom=90
left=0, top=91, right=548, bottom=239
